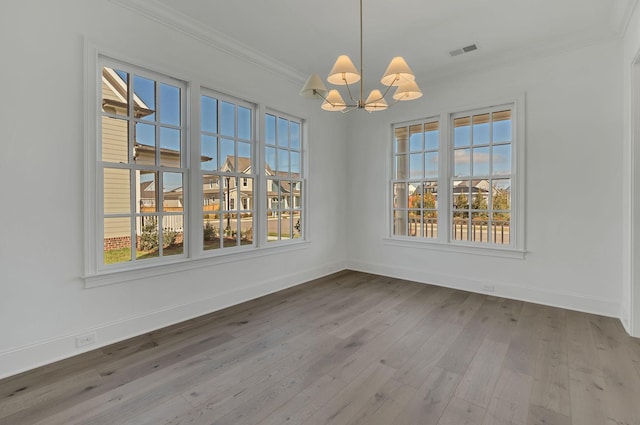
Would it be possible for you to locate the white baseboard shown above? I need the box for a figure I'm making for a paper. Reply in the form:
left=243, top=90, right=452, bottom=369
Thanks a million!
left=346, top=260, right=622, bottom=319
left=0, top=261, right=347, bottom=380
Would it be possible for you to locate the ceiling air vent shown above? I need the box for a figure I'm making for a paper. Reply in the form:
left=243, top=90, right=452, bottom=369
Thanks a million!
left=449, top=43, right=478, bottom=57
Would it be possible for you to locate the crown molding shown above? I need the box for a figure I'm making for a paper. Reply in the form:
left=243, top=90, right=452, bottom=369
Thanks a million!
left=611, top=0, right=639, bottom=36
left=108, top=0, right=307, bottom=85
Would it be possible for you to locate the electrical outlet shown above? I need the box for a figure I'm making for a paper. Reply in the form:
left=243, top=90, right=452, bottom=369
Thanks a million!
left=481, top=284, right=495, bottom=292
left=76, top=333, right=96, bottom=348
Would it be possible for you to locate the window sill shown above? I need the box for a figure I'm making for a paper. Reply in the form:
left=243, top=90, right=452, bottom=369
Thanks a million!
left=383, top=237, right=526, bottom=259
left=83, top=240, right=310, bottom=288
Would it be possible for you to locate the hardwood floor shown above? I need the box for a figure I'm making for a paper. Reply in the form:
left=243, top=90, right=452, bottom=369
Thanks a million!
left=1, top=270, right=640, bottom=425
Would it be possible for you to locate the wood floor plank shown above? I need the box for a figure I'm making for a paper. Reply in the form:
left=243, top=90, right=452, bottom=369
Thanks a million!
left=1, top=271, right=639, bottom=425
left=391, top=366, right=462, bottom=425
left=300, top=362, right=397, bottom=425
left=482, top=368, right=532, bottom=425
left=455, top=337, right=509, bottom=408
left=529, top=306, right=572, bottom=418
left=436, top=396, right=486, bottom=425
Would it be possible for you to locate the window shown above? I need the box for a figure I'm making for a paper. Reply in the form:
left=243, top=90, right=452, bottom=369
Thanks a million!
left=390, top=101, right=522, bottom=254
left=87, top=52, right=307, bottom=284
left=393, top=119, right=440, bottom=239
left=200, top=92, right=255, bottom=250
left=452, top=108, right=512, bottom=245
left=265, top=112, right=304, bottom=242
left=100, top=60, right=186, bottom=267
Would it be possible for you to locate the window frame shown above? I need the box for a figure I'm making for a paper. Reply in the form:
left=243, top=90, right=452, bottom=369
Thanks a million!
left=263, top=109, right=306, bottom=245
left=84, top=45, right=309, bottom=287
left=386, top=95, right=526, bottom=258
left=199, top=88, right=257, bottom=254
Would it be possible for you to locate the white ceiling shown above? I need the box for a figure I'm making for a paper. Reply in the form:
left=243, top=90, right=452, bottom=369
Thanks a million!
left=142, top=0, right=635, bottom=85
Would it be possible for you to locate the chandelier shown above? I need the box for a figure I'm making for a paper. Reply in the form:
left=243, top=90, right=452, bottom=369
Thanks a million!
left=299, top=0, right=422, bottom=112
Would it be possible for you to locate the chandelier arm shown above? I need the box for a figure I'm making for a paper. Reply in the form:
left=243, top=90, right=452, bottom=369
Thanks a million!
left=344, top=79, right=358, bottom=103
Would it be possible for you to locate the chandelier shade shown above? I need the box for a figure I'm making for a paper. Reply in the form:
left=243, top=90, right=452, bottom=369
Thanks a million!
left=364, top=90, right=388, bottom=112
left=327, top=55, right=361, bottom=85
left=300, top=0, right=422, bottom=113
left=393, top=80, right=424, bottom=101
left=300, top=74, right=328, bottom=99
left=381, top=57, right=416, bottom=87
left=321, top=90, right=347, bottom=111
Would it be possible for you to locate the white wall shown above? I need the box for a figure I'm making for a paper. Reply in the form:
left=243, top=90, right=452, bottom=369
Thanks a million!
left=623, top=2, right=640, bottom=337
left=346, top=40, right=625, bottom=320
left=0, top=0, right=348, bottom=378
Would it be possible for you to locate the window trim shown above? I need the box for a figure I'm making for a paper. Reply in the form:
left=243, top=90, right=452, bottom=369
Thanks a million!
left=262, top=108, right=307, bottom=246
left=83, top=43, right=310, bottom=287
left=386, top=94, right=526, bottom=258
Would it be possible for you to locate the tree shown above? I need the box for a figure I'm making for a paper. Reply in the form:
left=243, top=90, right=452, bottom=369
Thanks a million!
left=493, top=190, right=510, bottom=221
left=453, top=193, right=468, bottom=217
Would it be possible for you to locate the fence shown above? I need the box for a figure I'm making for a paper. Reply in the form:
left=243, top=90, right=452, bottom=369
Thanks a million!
left=398, top=216, right=510, bottom=244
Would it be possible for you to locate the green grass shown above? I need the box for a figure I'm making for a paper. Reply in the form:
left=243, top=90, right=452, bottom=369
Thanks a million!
left=104, top=244, right=184, bottom=265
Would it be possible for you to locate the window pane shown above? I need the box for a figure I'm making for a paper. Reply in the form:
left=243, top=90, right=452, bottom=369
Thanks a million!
left=240, top=212, right=253, bottom=244
left=278, top=149, right=289, bottom=174
left=266, top=146, right=277, bottom=172
left=163, top=172, right=183, bottom=212
left=220, top=101, right=235, bottom=137
left=425, top=152, right=438, bottom=178
left=279, top=211, right=291, bottom=240
left=238, top=142, right=251, bottom=173
left=133, top=75, right=155, bottom=122
left=471, top=191, right=488, bottom=212
left=395, top=127, right=409, bottom=153
left=240, top=178, right=253, bottom=209
left=472, top=113, right=490, bottom=145
left=137, top=171, right=157, bottom=212
left=452, top=212, right=469, bottom=241
left=265, top=114, right=276, bottom=145
left=409, top=153, right=423, bottom=179
left=290, top=122, right=301, bottom=150
left=492, top=179, right=511, bottom=211
left=408, top=210, right=421, bottom=237
left=160, top=127, right=181, bottom=167
left=277, top=117, right=288, bottom=147
left=395, top=154, right=408, bottom=179
left=104, top=217, right=131, bottom=265
left=203, top=215, right=221, bottom=251
left=393, top=210, right=408, bottom=236
left=203, top=174, right=221, bottom=212
left=472, top=146, right=490, bottom=176
left=134, top=122, right=156, bottom=166
left=393, top=182, right=408, bottom=209
left=160, top=83, right=180, bottom=126
left=290, top=151, right=301, bottom=174
left=454, top=148, right=471, bottom=177
left=238, top=106, right=251, bottom=140
left=161, top=215, right=183, bottom=256
left=137, top=216, right=160, bottom=259
left=219, top=138, right=234, bottom=170
left=102, top=117, right=129, bottom=163
left=104, top=168, right=130, bottom=214
left=454, top=117, right=470, bottom=147
left=201, top=135, right=217, bottom=171
left=425, top=123, right=439, bottom=150
left=293, top=214, right=302, bottom=239
left=452, top=180, right=469, bottom=210
left=409, top=124, right=423, bottom=152
left=492, top=212, right=510, bottom=245
left=201, top=96, right=217, bottom=133
left=493, top=144, right=511, bottom=175
left=471, top=212, right=489, bottom=242
left=101, top=67, right=128, bottom=117
left=292, top=181, right=302, bottom=209
left=493, top=110, right=512, bottom=142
